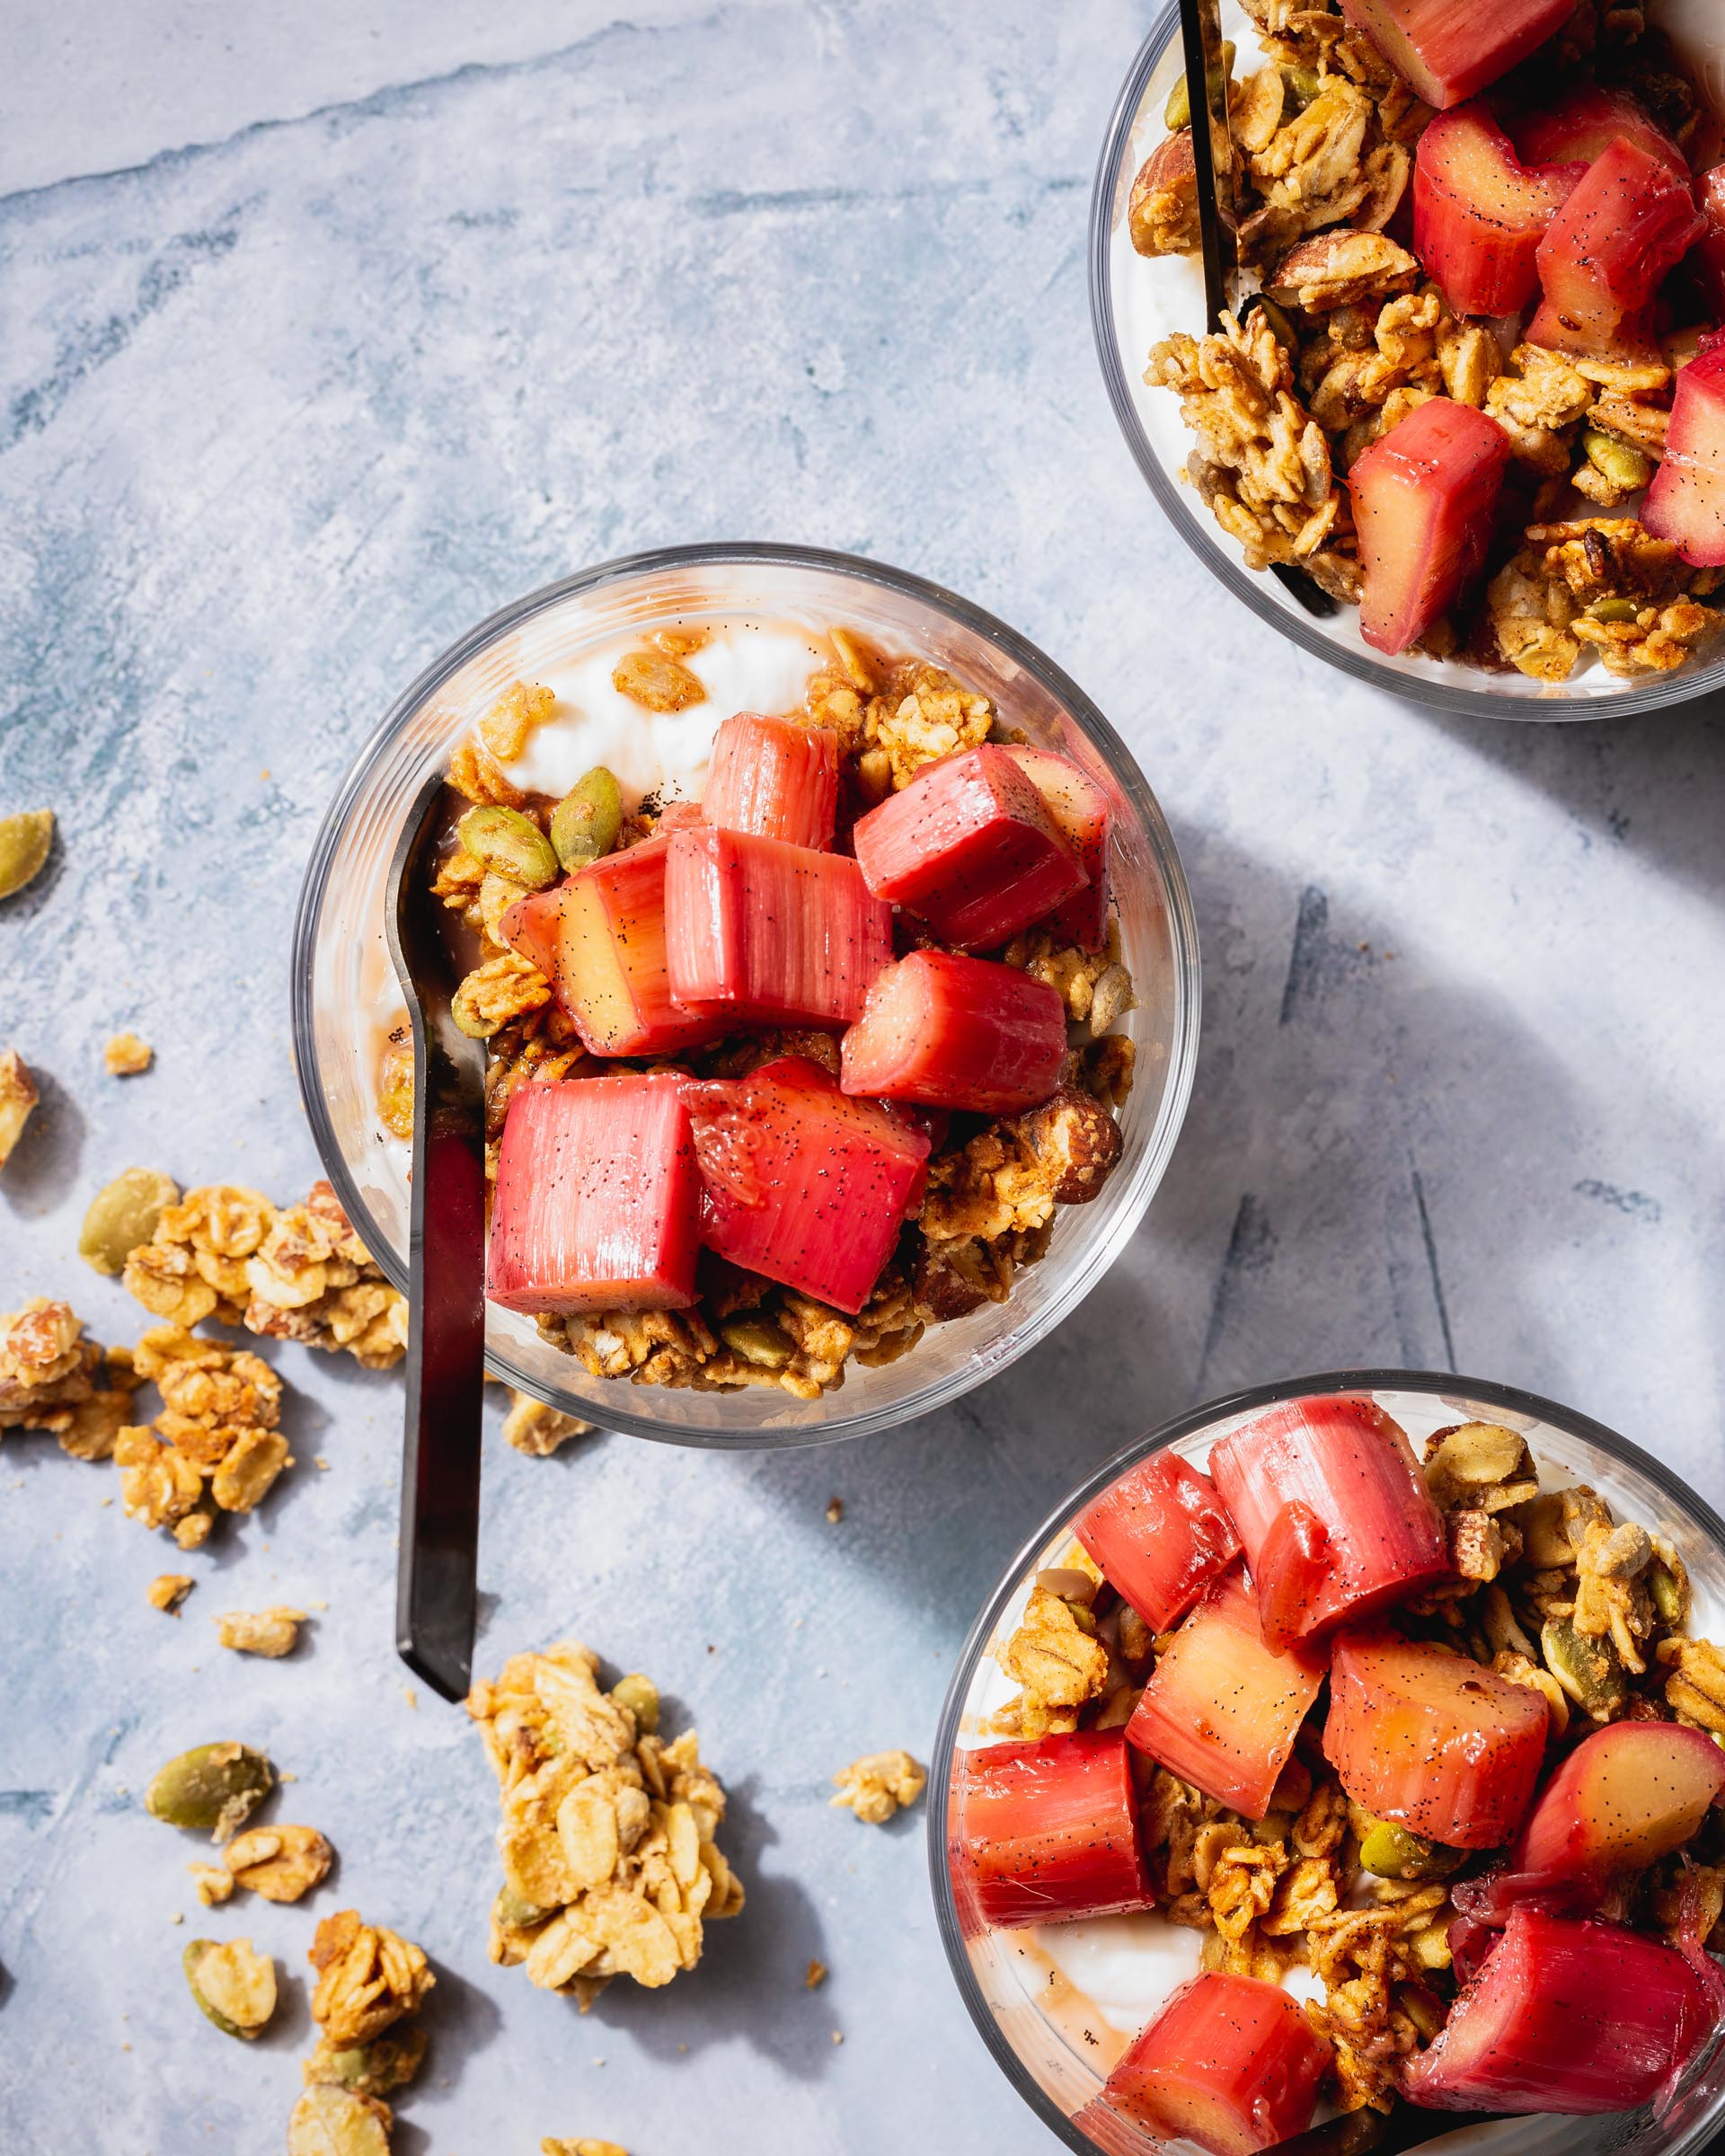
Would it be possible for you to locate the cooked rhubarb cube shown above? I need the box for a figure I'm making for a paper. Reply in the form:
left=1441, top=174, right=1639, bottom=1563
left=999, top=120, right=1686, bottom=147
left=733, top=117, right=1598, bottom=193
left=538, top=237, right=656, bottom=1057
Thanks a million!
left=1642, top=340, right=1725, bottom=567
left=664, top=826, right=892, bottom=1029
left=1469, top=1720, right=1725, bottom=1922
left=486, top=1074, right=699, bottom=1315
left=684, top=1056, right=927, bottom=1313
left=1414, top=102, right=1587, bottom=316
left=702, top=711, right=839, bottom=850
left=1693, top=166, right=1725, bottom=316
left=1079, top=1973, right=1330, bottom=2156
left=838, top=950, right=1066, bottom=1116
left=1511, top=84, right=1691, bottom=179
left=1530, top=137, right=1705, bottom=359
left=1323, top=1628, right=1549, bottom=1850
left=1126, top=1568, right=1327, bottom=1819
left=1404, top=1906, right=1716, bottom=2114
left=950, top=1728, right=1152, bottom=1931
left=1000, top=745, right=1113, bottom=950
left=850, top=745, right=1086, bottom=952
left=1208, top=1395, right=1448, bottom=1641
left=500, top=836, right=725, bottom=1059
left=1074, top=1452, right=1240, bottom=1634
left=1348, top=400, right=1511, bottom=656
left=1337, top=0, right=1573, bottom=110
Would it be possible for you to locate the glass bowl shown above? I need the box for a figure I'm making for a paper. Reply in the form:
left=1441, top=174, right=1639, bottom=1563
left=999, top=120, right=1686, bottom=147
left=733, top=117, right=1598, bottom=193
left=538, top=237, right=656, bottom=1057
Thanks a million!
left=1090, top=4, right=1725, bottom=722
left=290, top=543, right=1201, bottom=1450
left=930, top=1368, right=1725, bottom=2155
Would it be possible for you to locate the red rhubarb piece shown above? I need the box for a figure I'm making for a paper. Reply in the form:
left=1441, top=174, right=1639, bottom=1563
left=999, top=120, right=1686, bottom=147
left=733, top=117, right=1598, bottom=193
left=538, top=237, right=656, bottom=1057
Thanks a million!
left=1208, top=1395, right=1448, bottom=1641
left=684, top=1056, right=927, bottom=1313
left=950, top=1727, right=1151, bottom=1931
left=664, top=826, right=892, bottom=1029
left=1404, top=1905, right=1717, bottom=2114
left=1126, top=1567, right=1328, bottom=1819
left=1252, top=1500, right=1332, bottom=1656
left=1643, top=340, right=1725, bottom=567
left=1529, top=137, right=1706, bottom=360
left=702, top=711, right=839, bottom=850
left=1074, top=1452, right=1241, bottom=1634
left=1000, top=744, right=1113, bottom=950
left=486, top=1074, right=699, bottom=1315
left=1323, top=1628, right=1549, bottom=1850
left=850, top=744, right=1086, bottom=951
left=1413, top=102, right=1587, bottom=316
left=1511, top=84, right=1691, bottom=180
left=837, top=950, right=1066, bottom=1116
left=1336, top=0, right=1573, bottom=110
left=1693, top=166, right=1725, bottom=316
left=1348, top=400, right=1511, bottom=656
left=500, top=835, right=724, bottom=1058
left=1078, top=1973, right=1330, bottom=2156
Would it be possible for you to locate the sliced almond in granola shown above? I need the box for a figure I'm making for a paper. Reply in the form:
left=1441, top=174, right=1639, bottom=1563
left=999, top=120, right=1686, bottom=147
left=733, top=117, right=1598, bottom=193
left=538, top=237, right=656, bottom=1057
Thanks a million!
left=1266, top=230, right=1419, bottom=312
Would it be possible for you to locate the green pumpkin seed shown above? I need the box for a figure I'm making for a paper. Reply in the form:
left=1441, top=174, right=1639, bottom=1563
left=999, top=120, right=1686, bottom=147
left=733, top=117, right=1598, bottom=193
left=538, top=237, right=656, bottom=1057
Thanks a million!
left=1587, top=596, right=1643, bottom=624
left=79, top=1167, right=180, bottom=1276
left=1281, top=64, right=1323, bottom=110
left=456, top=805, right=559, bottom=891
left=183, top=1937, right=277, bottom=2038
left=718, top=1316, right=795, bottom=1370
left=0, top=810, right=53, bottom=901
left=146, top=1741, right=274, bottom=1841
left=1649, top=1560, right=1686, bottom=1626
left=1542, top=1615, right=1626, bottom=1720
left=309, top=2024, right=429, bottom=2097
left=1242, top=293, right=1299, bottom=355
left=1358, top=1819, right=1464, bottom=1880
left=1582, top=428, right=1653, bottom=494
left=550, top=767, right=624, bottom=870
left=611, top=1672, right=660, bottom=1735
left=495, top=1886, right=553, bottom=1930
left=1163, top=40, right=1234, bottom=132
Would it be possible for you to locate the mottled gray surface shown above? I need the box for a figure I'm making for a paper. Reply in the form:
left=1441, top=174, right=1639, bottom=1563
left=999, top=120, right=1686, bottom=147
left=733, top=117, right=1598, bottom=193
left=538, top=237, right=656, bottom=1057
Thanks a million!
left=4, top=4, right=1725, bottom=2152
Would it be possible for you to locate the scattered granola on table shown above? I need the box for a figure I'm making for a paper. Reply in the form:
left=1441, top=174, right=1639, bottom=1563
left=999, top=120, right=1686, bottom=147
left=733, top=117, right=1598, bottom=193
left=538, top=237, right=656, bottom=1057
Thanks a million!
left=113, top=1325, right=293, bottom=1548
left=468, top=1641, right=744, bottom=2009
left=182, top=1935, right=277, bottom=2039
left=830, top=1749, right=929, bottom=1825
left=148, top=1572, right=195, bottom=1613
left=103, top=1031, right=153, bottom=1076
left=214, top=1605, right=308, bottom=1657
left=225, top=1823, right=334, bottom=1902
left=0, top=1047, right=37, bottom=1170
left=502, top=1389, right=592, bottom=1456
left=0, top=1298, right=136, bottom=1460
left=543, top=2142, right=629, bottom=2156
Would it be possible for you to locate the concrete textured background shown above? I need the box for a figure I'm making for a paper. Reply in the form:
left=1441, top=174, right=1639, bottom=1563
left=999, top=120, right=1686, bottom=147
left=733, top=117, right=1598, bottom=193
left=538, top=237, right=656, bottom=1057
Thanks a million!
left=4, top=4, right=1724, bottom=2152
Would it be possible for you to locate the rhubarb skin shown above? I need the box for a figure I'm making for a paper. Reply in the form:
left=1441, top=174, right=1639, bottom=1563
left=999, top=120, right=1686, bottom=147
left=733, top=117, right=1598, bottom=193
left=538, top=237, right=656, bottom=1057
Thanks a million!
left=951, top=1728, right=1152, bottom=1931
left=1414, top=102, right=1586, bottom=316
left=684, top=1056, right=928, bottom=1313
left=664, top=826, right=892, bottom=1029
left=1336, top=0, right=1573, bottom=110
left=500, top=836, right=726, bottom=1058
left=1511, top=84, right=1691, bottom=180
left=1349, top=400, right=1510, bottom=656
left=1208, top=1395, right=1448, bottom=1641
left=1466, top=1719, right=1725, bottom=1922
left=1080, top=1974, right=1331, bottom=2156
left=850, top=744, right=1087, bottom=952
left=1126, top=1567, right=1328, bottom=1820
left=1404, top=1905, right=1717, bottom=2114
left=1642, top=341, right=1725, bottom=568
left=486, top=1074, right=699, bottom=1315
left=702, top=711, right=839, bottom=850
left=1530, top=137, right=1706, bottom=359
left=838, top=950, right=1066, bottom=1115
left=1074, top=1452, right=1241, bottom=1634
left=1323, top=1628, right=1549, bottom=1849
left=1000, top=745, right=1113, bottom=950
left=1693, top=167, right=1725, bottom=317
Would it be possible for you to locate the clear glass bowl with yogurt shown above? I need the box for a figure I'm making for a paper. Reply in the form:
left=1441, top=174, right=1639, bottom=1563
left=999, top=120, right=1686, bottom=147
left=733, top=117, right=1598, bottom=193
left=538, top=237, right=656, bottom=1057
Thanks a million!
left=929, top=1369, right=1725, bottom=2155
left=1091, top=3, right=1725, bottom=722
left=290, top=543, right=1200, bottom=1447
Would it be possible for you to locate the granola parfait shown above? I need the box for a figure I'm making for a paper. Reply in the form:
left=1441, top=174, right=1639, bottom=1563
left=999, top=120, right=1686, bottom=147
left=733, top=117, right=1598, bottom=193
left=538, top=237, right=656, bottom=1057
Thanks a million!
left=934, top=1376, right=1725, bottom=2156
left=1097, top=1, right=1725, bottom=710
left=295, top=551, right=1199, bottom=1441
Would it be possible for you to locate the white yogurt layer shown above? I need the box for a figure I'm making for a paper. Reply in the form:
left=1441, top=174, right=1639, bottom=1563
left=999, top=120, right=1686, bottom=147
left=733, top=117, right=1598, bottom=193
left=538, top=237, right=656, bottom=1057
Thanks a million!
left=497, top=619, right=835, bottom=807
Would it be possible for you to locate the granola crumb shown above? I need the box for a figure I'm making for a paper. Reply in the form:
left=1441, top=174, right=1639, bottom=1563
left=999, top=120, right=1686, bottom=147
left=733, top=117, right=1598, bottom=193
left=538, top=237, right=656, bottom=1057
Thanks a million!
left=402, top=1686, right=420, bottom=1710
left=829, top=1749, right=928, bottom=1825
left=226, top=1824, right=333, bottom=1902
left=148, top=1573, right=195, bottom=1614
left=502, top=1389, right=592, bottom=1457
left=831, top=2028, right=844, bottom=2046
left=104, top=1033, right=154, bottom=1077
left=188, top=1862, right=234, bottom=1906
left=168, top=1910, right=183, bottom=1924
left=825, top=1497, right=844, bottom=1524
left=0, top=1048, right=38, bottom=1172
left=805, top=1958, right=827, bottom=1989
left=214, top=1607, right=306, bottom=1658
left=542, top=2143, right=629, bottom=2156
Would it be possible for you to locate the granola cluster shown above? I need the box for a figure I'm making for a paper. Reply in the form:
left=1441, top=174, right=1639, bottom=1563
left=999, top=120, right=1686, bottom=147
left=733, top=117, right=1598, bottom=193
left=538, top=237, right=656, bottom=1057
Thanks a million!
left=468, top=1642, right=744, bottom=2010
left=289, top=1910, right=436, bottom=2152
left=0, top=1297, right=133, bottom=1457
left=113, top=1325, right=292, bottom=1550
left=427, top=638, right=1137, bottom=1400
left=121, top=1180, right=407, bottom=1369
left=829, top=1749, right=928, bottom=1825
left=1130, top=1, right=1725, bottom=681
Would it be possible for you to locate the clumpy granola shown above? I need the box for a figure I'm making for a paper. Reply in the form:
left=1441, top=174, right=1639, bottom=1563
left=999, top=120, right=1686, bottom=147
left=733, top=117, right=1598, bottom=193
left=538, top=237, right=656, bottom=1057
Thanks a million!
left=114, top=1325, right=292, bottom=1549
left=468, top=1642, right=744, bottom=2010
left=0, top=1298, right=136, bottom=1460
left=830, top=1749, right=929, bottom=1825
left=502, top=1389, right=591, bottom=1457
left=292, top=1911, right=434, bottom=2153
left=426, top=637, right=1137, bottom=1401
left=1128, top=0, right=1725, bottom=681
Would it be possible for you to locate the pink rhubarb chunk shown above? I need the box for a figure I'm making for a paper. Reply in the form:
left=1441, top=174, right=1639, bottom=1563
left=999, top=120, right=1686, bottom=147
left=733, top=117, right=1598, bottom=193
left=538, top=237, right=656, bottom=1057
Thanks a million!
left=1529, top=137, right=1705, bottom=360
left=702, top=711, right=839, bottom=850
left=1000, top=744, right=1113, bottom=950
left=1337, top=0, right=1574, bottom=110
left=838, top=949, right=1067, bottom=1115
left=1414, top=101, right=1586, bottom=316
left=486, top=1074, right=699, bottom=1315
left=664, top=826, right=892, bottom=1029
left=1693, top=166, right=1725, bottom=316
left=1347, top=399, right=1510, bottom=656
left=1074, top=1452, right=1241, bottom=1634
left=1643, top=340, right=1725, bottom=568
left=951, top=1728, right=1153, bottom=1932
left=1511, top=84, right=1691, bottom=180
left=850, top=744, right=1086, bottom=951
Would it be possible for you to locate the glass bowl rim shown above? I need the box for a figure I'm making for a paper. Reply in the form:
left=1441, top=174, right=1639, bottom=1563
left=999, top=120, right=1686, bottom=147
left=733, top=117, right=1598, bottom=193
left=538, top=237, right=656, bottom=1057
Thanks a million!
left=1087, top=6, right=1725, bottom=725
left=289, top=539, right=1204, bottom=1450
left=926, top=1363, right=1725, bottom=2156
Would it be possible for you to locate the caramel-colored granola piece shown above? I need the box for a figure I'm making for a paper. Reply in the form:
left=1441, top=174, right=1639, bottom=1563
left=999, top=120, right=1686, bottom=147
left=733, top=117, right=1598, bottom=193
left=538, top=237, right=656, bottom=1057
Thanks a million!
left=226, top=1823, right=333, bottom=1902
left=0, top=1048, right=38, bottom=1171
left=502, top=1390, right=592, bottom=1457
left=104, top=1032, right=154, bottom=1076
left=148, top=1573, right=195, bottom=1614
left=310, top=1910, right=435, bottom=2046
left=215, top=1606, right=307, bottom=1658
left=829, top=1750, right=928, bottom=1825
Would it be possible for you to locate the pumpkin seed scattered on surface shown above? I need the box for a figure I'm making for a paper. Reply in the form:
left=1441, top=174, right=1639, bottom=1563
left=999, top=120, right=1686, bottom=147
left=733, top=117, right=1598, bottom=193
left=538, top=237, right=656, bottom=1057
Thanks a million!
left=183, top=1936, right=277, bottom=2038
left=79, top=1168, right=180, bottom=1276
left=0, top=809, right=53, bottom=900
left=145, top=1741, right=275, bottom=1841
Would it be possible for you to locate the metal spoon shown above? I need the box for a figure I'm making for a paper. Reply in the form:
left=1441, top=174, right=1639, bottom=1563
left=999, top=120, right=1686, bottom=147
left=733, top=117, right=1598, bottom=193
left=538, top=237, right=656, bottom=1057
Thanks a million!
left=384, top=771, right=489, bottom=1703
